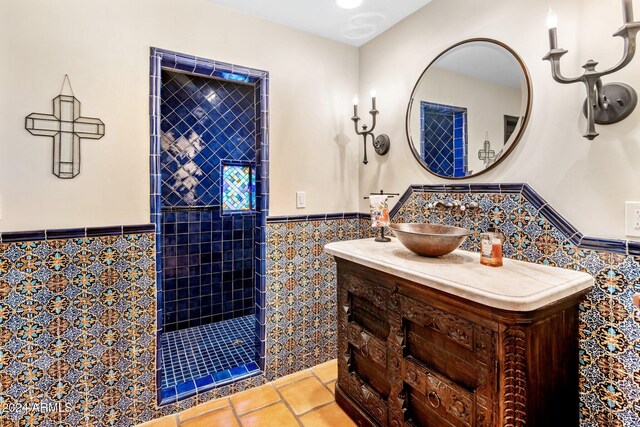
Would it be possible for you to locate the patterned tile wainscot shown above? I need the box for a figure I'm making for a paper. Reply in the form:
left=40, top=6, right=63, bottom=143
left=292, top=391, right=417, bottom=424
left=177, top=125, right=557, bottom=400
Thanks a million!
left=0, top=226, right=157, bottom=426
left=384, top=183, right=640, bottom=427
left=2, top=182, right=633, bottom=426
left=264, top=213, right=367, bottom=379
left=0, top=214, right=370, bottom=426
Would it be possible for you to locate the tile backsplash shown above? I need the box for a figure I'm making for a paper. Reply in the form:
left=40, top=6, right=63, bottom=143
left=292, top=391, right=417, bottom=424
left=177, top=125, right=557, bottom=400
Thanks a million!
left=389, top=184, right=640, bottom=427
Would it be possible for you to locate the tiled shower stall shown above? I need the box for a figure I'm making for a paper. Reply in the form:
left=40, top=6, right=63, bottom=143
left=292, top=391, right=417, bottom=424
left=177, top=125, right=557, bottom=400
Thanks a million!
left=150, top=49, right=269, bottom=404
left=160, top=71, right=256, bottom=332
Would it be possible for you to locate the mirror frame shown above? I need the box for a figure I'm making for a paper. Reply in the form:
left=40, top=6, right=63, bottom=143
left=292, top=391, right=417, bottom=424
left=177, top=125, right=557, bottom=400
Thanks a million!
left=405, top=38, right=533, bottom=179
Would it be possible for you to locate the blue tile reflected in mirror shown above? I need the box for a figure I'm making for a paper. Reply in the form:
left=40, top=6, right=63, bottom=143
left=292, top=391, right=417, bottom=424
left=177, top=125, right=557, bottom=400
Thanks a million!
left=420, top=101, right=468, bottom=177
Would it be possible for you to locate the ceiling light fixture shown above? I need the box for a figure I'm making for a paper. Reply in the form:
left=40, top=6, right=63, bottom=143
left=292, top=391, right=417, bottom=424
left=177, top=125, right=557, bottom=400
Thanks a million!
left=336, top=0, right=363, bottom=10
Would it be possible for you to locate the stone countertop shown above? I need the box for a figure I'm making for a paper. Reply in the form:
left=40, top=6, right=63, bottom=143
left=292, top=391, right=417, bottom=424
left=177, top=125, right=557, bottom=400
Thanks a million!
left=324, top=238, right=593, bottom=312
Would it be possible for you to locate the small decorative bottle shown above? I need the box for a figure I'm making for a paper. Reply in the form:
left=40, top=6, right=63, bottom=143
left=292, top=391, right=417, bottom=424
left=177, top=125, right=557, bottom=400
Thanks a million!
left=480, top=227, right=503, bottom=267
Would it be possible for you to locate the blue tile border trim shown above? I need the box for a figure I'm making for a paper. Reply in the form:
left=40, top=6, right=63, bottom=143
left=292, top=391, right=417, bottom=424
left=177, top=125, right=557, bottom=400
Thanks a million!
left=161, top=205, right=222, bottom=212
left=0, top=223, right=155, bottom=243
left=267, top=212, right=369, bottom=223
left=394, top=187, right=416, bottom=218
left=628, top=240, right=640, bottom=256
left=0, top=230, right=46, bottom=242
left=498, top=183, right=525, bottom=194
left=159, top=362, right=261, bottom=405
left=150, top=47, right=269, bottom=405
left=578, top=236, right=629, bottom=254
left=537, top=204, right=580, bottom=240
left=398, top=183, right=638, bottom=256
left=86, top=226, right=125, bottom=237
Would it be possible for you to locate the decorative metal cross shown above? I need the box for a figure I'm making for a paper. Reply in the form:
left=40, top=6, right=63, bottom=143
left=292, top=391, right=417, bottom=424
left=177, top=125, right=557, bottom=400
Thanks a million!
left=25, top=76, right=105, bottom=179
left=478, top=136, right=496, bottom=166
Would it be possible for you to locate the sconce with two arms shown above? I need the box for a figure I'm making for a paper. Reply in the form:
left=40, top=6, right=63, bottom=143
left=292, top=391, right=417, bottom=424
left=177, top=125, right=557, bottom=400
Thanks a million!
left=543, top=0, right=640, bottom=140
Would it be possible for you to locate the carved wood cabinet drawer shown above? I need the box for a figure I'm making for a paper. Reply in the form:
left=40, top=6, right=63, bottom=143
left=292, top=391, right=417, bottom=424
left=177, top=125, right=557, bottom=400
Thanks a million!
left=335, top=259, right=586, bottom=427
left=338, top=272, right=392, bottom=425
left=403, top=358, right=476, bottom=427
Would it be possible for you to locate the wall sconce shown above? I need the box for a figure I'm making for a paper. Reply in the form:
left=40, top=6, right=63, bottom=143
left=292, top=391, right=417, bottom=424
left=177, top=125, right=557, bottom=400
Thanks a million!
left=543, top=1, right=640, bottom=140
left=352, top=90, right=390, bottom=164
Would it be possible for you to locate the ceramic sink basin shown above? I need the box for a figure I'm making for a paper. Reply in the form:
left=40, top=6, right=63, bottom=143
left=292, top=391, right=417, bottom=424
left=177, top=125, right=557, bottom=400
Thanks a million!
left=389, top=223, right=472, bottom=257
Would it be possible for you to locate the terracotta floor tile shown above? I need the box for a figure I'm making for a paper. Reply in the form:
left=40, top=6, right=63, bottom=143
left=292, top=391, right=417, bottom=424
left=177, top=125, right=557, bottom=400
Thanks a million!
left=311, top=359, right=337, bottom=383
left=326, top=381, right=336, bottom=395
left=300, top=402, right=356, bottom=427
left=279, top=377, right=334, bottom=415
left=231, top=384, right=281, bottom=415
left=181, top=407, right=239, bottom=427
left=137, top=416, right=178, bottom=427
left=178, top=397, right=230, bottom=422
left=272, top=369, right=313, bottom=388
left=239, top=402, right=299, bottom=427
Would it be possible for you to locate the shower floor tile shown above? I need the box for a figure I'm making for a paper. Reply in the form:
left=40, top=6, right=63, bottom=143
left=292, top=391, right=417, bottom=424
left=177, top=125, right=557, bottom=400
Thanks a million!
left=160, top=315, right=258, bottom=394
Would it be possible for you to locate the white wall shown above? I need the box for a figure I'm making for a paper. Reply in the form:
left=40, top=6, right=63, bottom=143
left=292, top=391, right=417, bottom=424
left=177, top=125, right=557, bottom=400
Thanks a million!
left=3, top=0, right=639, bottom=238
left=409, top=67, right=523, bottom=174
left=358, top=0, right=640, bottom=239
left=0, top=0, right=360, bottom=231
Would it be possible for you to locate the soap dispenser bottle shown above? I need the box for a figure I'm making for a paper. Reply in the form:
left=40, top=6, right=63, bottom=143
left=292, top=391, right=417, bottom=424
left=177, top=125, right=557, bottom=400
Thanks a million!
left=480, top=227, right=503, bottom=267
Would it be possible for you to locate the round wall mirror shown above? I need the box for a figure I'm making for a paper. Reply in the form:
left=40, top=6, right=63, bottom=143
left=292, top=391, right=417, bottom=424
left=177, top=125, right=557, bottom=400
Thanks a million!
left=406, top=38, right=532, bottom=179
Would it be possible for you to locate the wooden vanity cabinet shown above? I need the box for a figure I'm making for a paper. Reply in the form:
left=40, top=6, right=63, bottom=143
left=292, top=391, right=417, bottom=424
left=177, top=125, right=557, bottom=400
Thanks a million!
left=335, top=259, right=587, bottom=427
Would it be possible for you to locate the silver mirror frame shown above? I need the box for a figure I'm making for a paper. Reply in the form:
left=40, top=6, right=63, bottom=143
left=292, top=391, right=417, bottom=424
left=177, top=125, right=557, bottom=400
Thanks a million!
left=405, top=38, right=533, bottom=180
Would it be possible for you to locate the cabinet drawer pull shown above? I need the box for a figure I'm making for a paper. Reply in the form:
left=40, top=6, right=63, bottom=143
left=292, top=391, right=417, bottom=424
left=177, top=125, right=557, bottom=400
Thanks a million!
left=361, top=342, right=370, bottom=357
left=427, top=391, right=441, bottom=408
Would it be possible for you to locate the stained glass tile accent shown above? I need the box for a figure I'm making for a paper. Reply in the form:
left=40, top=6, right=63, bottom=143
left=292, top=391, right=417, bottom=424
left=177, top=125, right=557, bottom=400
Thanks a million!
left=223, top=164, right=253, bottom=212
left=251, top=165, right=256, bottom=210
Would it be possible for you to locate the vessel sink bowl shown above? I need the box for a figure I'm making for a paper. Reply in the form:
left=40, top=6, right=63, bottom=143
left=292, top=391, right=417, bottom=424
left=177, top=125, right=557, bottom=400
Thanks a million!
left=389, top=223, right=472, bottom=257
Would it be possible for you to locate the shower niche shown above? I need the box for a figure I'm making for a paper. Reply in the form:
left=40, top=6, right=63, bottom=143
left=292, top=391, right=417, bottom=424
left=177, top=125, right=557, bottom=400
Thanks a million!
left=150, top=49, right=269, bottom=404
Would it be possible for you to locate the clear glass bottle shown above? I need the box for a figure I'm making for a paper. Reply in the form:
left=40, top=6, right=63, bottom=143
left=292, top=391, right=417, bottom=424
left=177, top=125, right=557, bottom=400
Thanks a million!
left=480, top=227, right=503, bottom=267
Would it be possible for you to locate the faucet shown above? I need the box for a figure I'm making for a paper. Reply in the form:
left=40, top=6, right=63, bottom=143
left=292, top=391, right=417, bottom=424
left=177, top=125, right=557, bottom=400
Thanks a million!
left=427, top=200, right=447, bottom=209
left=427, top=200, right=478, bottom=211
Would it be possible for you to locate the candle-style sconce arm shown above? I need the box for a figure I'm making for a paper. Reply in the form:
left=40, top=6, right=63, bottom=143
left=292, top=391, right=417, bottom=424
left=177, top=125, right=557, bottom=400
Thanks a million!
left=607, top=23, right=640, bottom=73
left=543, top=10, right=640, bottom=140
left=543, top=49, right=579, bottom=84
left=351, top=103, right=390, bottom=165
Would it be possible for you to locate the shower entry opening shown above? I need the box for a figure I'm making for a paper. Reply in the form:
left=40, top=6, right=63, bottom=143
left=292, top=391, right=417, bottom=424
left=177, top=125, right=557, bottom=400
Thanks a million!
left=150, top=48, right=269, bottom=405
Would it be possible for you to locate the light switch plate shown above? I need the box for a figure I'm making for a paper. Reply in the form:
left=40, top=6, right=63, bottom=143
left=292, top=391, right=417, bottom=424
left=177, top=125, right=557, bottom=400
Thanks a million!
left=296, top=191, right=306, bottom=209
left=626, top=202, right=640, bottom=237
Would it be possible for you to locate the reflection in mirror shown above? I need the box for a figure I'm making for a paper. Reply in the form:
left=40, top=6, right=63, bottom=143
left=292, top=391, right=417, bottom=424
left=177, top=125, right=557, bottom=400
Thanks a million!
left=406, top=39, right=531, bottom=179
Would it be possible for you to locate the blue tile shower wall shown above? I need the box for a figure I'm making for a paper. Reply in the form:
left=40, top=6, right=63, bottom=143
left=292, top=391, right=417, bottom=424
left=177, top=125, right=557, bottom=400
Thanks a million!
left=421, top=101, right=467, bottom=177
left=160, top=70, right=255, bottom=207
left=161, top=209, right=255, bottom=332
left=160, top=70, right=257, bottom=332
